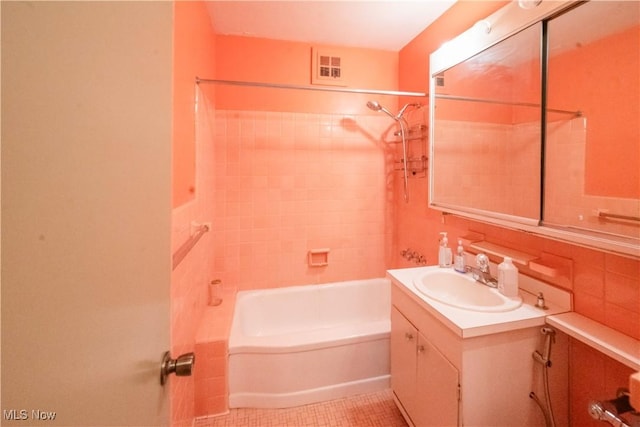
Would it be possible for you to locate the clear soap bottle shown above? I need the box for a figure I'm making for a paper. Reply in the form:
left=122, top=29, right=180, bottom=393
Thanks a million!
left=454, top=239, right=466, bottom=273
left=438, top=232, right=452, bottom=268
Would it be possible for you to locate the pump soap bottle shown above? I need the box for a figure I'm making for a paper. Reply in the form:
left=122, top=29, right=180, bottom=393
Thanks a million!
left=438, top=232, right=453, bottom=268
left=454, top=239, right=466, bottom=273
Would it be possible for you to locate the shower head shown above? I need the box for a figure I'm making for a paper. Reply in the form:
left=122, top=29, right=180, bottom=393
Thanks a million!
left=366, top=100, right=396, bottom=120
left=366, top=100, right=382, bottom=111
left=367, top=100, right=421, bottom=121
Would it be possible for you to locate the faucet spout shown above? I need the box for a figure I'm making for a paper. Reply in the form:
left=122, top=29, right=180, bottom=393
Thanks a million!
left=468, top=253, right=498, bottom=288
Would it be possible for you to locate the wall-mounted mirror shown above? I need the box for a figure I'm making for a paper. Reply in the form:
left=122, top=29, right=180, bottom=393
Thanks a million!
left=543, top=1, right=639, bottom=245
left=431, top=22, right=542, bottom=225
left=429, top=0, right=640, bottom=257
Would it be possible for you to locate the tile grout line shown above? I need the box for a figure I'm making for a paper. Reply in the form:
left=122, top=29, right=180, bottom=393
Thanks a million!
left=194, top=389, right=408, bottom=427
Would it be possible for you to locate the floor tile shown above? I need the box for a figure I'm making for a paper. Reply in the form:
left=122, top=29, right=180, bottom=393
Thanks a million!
left=194, top=389, right=408, bottom=427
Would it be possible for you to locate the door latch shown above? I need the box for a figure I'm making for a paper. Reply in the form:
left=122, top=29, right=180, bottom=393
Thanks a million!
left=160, top=351, right=195, bottom=386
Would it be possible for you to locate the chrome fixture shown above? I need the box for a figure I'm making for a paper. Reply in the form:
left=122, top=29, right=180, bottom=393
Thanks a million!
left=474, top=19, right=492, bottom=34
left=400, top=248, right=426, bottom=265
left=366, top=100, right=421, bottom=203
left=518, top=0, right=542, bottom=10
left=467, top=253, right=498, bottom=287
left=536, top=292, right=548, bottom=310
left=588, top=388, right=638, bottom=427
left=197, top=77, right=427, bottom=97
left=366, top=100, right=395, bottom=119
left=172, top=222, right=210, bottom=270
left=532, top=327, right=556, bottom=367
left=160, top=351, right=195, bottom=386
left=530, top=327, right=558, bottom=427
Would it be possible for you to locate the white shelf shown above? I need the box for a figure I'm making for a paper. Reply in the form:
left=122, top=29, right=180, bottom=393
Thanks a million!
left=546, top=312, right=640, bottom=371
left=469, top=241, right=537, bottom=266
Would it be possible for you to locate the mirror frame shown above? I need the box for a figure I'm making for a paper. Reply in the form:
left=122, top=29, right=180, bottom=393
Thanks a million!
left=429, top=0, right=640, bottom=258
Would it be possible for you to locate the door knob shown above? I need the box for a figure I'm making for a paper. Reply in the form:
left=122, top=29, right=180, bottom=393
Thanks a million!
left=160, top=351, right=195, bottom=386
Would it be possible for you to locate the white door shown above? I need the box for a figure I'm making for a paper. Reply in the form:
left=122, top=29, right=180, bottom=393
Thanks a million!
left=1, top=2, right=173, bottom=425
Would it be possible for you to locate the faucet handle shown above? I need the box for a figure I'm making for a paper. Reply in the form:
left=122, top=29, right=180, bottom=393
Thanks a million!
left=476, top=253, right=490, bottom=272
left=536, top=292, right=548, bottom=310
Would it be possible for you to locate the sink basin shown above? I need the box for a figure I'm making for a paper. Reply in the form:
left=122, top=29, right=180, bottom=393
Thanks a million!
left=413, top=269, right=522, bottom=312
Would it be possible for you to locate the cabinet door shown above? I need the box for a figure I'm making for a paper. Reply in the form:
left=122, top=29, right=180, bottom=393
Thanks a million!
left=413, top=333, right=460, bottom=427
left=391, top=307, right=418, bottom=413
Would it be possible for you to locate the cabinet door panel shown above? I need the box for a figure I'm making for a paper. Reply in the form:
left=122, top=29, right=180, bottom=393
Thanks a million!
left=414, top=333, right=460, bottom=427
left=391, top=307, right=418, bottom=413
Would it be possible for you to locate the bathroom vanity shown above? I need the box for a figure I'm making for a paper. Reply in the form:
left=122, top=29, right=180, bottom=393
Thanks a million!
left=387, top=266, right=572, bottom=427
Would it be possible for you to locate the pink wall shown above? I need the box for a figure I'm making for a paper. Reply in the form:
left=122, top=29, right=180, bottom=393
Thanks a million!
left=399, top=3, right=639, bottom=426
left=171, top=2, right=217, bottom=425
left=209, top=36, right=403, bottom=290
left=215, top=35, right=399, bottom=115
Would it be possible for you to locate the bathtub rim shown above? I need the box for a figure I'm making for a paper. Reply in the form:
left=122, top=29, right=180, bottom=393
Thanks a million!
left=229, top=319, right=390, bottom=354
left=228, top=277, right=391, bottom=354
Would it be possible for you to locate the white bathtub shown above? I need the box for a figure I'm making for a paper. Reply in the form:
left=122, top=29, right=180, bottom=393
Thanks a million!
left=228, top=278, right=391, bottom=409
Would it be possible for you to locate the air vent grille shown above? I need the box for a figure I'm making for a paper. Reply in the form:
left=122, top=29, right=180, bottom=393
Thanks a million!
left=312, top=48, right=346, bottom=86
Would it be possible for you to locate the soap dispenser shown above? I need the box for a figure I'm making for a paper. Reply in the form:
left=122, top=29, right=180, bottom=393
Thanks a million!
left=454, top=239, right=466, bottom=273
left=438, top=232, right=453, bottom=268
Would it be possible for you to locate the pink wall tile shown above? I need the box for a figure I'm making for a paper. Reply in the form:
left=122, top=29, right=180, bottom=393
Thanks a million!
left=605, top=272, right=640, bottom=313
left=209, top=109, right=395, bottom=291
left=194, top=339, right=230, bottom=417
left=573, top=263, right=604, bottom=297
left=171, top=85, right=218, bottom=425
left=573, top=291, right=606, bottom=325
left=569, top=339, right=635, bottom=427
left=606, top=253, right=640, bottom=277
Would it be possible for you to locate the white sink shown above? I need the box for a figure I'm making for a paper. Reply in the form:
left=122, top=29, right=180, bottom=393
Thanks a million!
left=413, top=269, right=522, bottom=312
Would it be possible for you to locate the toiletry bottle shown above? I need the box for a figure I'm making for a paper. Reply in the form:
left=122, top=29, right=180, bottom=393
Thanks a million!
left=438, top=232, right=452, bottom=268
left=497, top=257, right=519, bottom=297
left=454, top=239, right=466, bottom=273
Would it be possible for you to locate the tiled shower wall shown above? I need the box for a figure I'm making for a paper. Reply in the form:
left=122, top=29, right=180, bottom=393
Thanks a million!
left=171, top=88, right=217, bottom=426
left=209, top=109, right=399, bottom=290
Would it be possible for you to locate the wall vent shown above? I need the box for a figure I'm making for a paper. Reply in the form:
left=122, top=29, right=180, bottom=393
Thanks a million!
left=311, top=48, right=346, bottom=86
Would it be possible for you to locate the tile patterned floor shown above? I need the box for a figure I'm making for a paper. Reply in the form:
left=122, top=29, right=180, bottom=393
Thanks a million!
left=194, top=389, right=408, bottom=427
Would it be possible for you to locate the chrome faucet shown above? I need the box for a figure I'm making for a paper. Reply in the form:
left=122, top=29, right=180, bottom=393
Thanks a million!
left=466, top=253, right=498, bottom=288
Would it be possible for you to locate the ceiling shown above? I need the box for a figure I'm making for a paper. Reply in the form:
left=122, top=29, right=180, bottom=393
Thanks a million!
left=206, top=1, right=457, bottom=51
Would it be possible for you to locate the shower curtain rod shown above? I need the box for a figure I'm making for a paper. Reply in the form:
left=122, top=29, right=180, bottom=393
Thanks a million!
left=434, top=94, right=582, bottom=116
left=196, top=77, right=427, bottom=97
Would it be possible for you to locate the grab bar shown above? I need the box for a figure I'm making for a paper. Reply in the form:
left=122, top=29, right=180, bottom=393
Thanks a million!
left=172, top=223, right=210, bottom=270
left=598, top=210, right=640, bottom=223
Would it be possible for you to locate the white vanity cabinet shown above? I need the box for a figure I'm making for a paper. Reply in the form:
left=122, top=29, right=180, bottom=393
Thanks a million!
left=389, top=276, right=569, bottom=427
left=391, top=307, right=459, bottom=427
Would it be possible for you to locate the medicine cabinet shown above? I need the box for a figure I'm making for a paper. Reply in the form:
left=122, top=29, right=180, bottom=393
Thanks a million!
left=429, top=0, right=640, bottom=257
